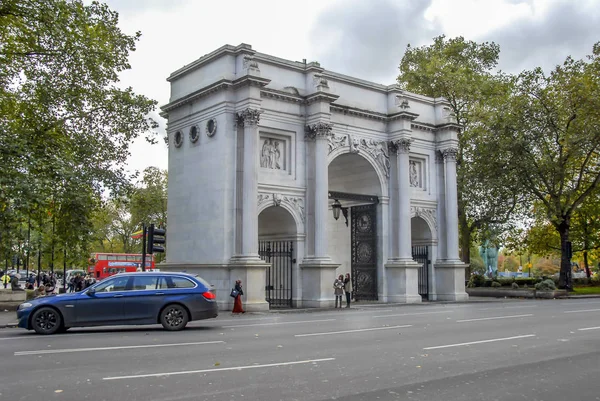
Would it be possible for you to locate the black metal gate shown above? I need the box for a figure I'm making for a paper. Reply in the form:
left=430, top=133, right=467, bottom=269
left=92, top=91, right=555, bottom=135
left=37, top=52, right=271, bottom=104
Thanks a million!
left=412, top=245, right=429, bottom=299
left=259, top=241, right=293, bottom=308
left=351, top=204, right=378, bottom=301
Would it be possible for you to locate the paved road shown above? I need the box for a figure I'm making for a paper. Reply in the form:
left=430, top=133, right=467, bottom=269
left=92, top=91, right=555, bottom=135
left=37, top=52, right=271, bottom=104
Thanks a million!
left=0, top=299, right=599, bottom=401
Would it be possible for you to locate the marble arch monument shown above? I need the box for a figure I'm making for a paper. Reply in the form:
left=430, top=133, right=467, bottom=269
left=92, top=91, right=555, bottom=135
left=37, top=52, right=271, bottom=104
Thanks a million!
left=160, top=44, right=468, bottom=311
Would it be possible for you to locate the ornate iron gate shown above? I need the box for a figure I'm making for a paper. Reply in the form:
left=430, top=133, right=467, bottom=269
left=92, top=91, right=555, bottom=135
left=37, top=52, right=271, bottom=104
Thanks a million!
left=351, top=204, right=378, bottom=301
left=259, top=241, right=293, bottom=308
left=412, top=245, right=429, bottom=299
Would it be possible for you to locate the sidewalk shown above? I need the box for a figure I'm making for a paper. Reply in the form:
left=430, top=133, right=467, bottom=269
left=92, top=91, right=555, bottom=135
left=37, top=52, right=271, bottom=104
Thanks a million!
left=0, top=311, right=18, bottom=328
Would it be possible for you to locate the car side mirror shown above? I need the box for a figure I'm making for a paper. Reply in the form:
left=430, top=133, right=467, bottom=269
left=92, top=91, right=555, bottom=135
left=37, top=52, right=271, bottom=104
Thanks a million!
left=87, top=288, right=96, bottom=296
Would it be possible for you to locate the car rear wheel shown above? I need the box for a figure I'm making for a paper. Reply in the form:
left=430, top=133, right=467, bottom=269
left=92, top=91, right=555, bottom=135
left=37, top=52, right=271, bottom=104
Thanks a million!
left=160, top=304, right=189, bottom=331
left=31, top=307, right=62, bottom=335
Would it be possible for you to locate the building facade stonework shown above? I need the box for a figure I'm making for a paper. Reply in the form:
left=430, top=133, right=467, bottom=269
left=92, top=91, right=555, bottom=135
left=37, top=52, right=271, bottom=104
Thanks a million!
left=160, top=44, right=468, bottom=310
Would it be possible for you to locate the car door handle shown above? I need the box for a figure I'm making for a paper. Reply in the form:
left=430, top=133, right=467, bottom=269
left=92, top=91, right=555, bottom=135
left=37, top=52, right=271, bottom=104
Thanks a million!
left=113, top=294, right=123, bottom=298
left=155, top=292, right=165, bottom=295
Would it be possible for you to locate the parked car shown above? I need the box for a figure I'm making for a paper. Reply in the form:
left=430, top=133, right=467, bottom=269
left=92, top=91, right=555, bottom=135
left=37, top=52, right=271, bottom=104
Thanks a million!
left=16, top=272, right=218, bottom=334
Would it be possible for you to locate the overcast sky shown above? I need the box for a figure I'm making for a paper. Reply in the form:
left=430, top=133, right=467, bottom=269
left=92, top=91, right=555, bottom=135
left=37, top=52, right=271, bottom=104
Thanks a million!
left=102, top=0, right=600, bottom=175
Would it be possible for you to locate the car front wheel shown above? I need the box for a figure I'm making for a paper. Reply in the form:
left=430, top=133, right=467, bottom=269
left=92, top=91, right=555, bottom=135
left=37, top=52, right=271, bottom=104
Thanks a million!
left=31, top=307, right=62, bottom=335
left=160, top=304, right=189, bottom=331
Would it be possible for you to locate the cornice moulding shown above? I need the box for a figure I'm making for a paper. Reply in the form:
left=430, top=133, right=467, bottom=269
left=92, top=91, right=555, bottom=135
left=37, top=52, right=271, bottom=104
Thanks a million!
left=168, top=43, right=254, bottom=82
left=388, top=111, right=419, bottom=121
left=330, top=105, right=387, bottom=121
left=305, top=91, right=340, bottom=105
left=231, top=75, right=271, bottom=89
left=261, top=89, right=304, bottom=103
left=161, top=79, right=233, bottom=113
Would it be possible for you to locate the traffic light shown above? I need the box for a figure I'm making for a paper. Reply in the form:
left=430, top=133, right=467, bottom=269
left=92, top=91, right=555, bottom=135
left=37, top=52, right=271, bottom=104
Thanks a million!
left=146, top=224, right=166, bottom=254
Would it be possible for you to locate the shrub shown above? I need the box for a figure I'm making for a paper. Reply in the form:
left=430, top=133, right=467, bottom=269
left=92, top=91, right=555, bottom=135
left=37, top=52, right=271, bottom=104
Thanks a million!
left=523, top=283, right=528, bottom=289
left=491, top=281, right=502, bottom=288
left=535, top=279, right=557, bottom=291
left=511, top=282, right=519, bottom=289
left=573, top=277, right=590, bottom=286
left=468, top=274, right=486, bottom=288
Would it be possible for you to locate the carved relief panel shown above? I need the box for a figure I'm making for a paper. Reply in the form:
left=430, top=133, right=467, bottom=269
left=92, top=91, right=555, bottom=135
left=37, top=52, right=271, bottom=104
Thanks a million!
left=409, top=158, right=426, bottom=190
left=259, top=132, right=292, bottom=176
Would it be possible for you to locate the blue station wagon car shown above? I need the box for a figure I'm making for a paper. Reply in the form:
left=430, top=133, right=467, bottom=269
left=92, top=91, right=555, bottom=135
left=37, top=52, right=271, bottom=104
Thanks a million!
left=17, top=272, right=218, bottom=334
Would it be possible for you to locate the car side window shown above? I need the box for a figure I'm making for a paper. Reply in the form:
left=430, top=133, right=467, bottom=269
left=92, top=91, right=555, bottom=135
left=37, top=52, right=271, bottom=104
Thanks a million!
left=95, top=277, right=130, bottom=293
left=132, top=276, right=158, bottom=291
left=157, top=276, right=195, bottom=289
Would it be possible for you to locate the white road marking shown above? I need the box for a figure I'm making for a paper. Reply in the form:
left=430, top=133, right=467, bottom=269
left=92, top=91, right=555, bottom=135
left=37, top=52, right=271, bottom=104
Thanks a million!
left=208, top=317, right=279, bottom=324
left=0, top=333, right=88, bottom=341
left=223, top=319, right=336, bottom=328
left=102, top=358, right=336, bottom=380
left=295, top=325, right=412, bottom=337
left=564, top=308, right=600, bottom=314
left=423, top=334, right=536, bottom=350
left=14, top=341, right=224, bottom=356
left=456, top=314, right=533, bottom=323
left=560, top=300, right=600, bottom=305
left=578, top=326, right=600, bottom=331
left=373, top=310, right=454, bottom=318
left=477, top=305, right=539, bottom=311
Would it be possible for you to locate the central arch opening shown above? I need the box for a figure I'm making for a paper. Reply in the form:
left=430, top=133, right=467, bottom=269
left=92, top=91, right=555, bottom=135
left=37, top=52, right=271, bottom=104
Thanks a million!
left=328, top=152, right=383, bottom=301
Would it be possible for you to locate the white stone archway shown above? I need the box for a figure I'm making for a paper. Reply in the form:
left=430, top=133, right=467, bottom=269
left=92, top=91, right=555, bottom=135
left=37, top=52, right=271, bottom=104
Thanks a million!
left=411, top=213, right=437, bottom=300
left=327, top=151, right=386, bottom=301
left=328, top=142, right=388, bottom=197
left=258, top=203, right=304, bottom=307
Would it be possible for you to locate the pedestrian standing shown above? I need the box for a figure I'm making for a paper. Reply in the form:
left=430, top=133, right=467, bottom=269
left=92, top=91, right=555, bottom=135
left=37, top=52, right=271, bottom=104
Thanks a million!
left=333, top=275, right=344, bottom=308
left=344, top=273, right=353, bottom=308
left=231, top=280, right=245, bottom=314
left=1, top=272, right=10, bottom=289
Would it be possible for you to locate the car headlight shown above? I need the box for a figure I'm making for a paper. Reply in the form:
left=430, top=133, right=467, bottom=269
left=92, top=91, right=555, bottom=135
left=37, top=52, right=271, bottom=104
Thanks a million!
left=18, top=303, right=33, bottom=310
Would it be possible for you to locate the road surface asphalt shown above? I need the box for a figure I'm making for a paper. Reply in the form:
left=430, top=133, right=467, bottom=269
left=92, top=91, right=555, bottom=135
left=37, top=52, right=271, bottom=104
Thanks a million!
left=0, top=298, right=599, bottom=401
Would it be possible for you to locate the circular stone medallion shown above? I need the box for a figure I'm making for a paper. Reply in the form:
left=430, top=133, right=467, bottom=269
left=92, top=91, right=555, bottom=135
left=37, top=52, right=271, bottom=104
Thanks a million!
left=173, top=131, right=183, bottom=148
left=189, top=125, right=199, bottom=143
left=206, top=118, right=217, bottom=137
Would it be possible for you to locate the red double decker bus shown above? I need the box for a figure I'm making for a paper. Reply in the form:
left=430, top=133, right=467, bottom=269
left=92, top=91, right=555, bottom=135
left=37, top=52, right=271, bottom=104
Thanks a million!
left=88, top=253, right=156, bottom=280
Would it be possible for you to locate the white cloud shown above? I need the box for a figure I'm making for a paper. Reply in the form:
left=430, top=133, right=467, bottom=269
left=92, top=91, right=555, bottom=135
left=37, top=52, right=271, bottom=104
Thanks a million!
left=102, top=0, right=600, bottom=175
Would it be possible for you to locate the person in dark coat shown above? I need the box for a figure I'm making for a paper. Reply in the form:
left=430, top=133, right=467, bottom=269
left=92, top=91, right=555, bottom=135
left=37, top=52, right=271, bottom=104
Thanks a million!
left=232, top=280, right=245, bottom=314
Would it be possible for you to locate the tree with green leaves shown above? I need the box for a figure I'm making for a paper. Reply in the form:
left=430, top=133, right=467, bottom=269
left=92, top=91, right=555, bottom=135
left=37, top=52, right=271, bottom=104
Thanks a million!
left=0, top=0, right=158, bottom=262
left=485, top=43, right=600, bottom=288
left=397, top=35, right=524, bottom=269
left=130, top=167, right=168, bottom=262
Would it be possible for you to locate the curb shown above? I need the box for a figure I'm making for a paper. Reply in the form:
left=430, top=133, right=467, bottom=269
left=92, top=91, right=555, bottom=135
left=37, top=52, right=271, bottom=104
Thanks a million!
left=0, top=323, right=18, bottom=329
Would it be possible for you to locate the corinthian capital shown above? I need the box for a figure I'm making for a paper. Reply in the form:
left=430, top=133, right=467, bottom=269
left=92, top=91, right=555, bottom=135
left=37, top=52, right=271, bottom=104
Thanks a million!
left=237, top=108, right=262, bottom=127
left=442, top=147, right=459, bottom=162
left=305, top=122, right=333, bottom=140
left=389, top=138, right=411, bottom=154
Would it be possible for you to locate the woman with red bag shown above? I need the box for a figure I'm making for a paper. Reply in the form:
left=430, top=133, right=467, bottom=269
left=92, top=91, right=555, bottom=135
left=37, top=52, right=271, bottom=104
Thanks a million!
left=231, top=280, right=245, bottom=314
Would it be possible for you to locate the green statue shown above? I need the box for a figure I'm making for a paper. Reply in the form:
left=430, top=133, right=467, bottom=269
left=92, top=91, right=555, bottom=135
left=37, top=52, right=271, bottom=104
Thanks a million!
left=479, top=240, right=499, bottom=277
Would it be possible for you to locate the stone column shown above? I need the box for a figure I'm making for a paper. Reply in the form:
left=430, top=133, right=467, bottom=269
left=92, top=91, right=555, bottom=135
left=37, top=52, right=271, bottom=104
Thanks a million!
left=383, top=139, right=421, bottom=303
left=313, top=123, right=330, bottom=259
left=395, top=139, right=413, bottom=260
left=434, top=146, right=468, bottom=301
left=300, top=121, right=339, bottom=308
left=238, top=108, right=262, bottom=259
left=229, top=108, right=269, bottom=312
left=442, top=147, right=460, bottom=261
